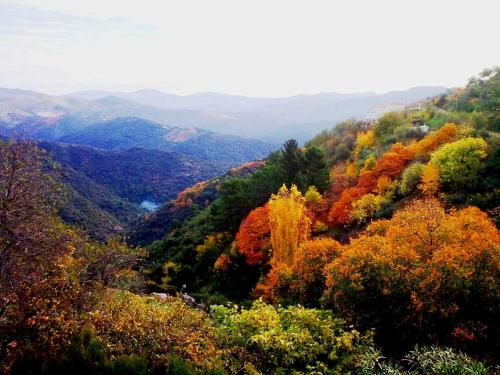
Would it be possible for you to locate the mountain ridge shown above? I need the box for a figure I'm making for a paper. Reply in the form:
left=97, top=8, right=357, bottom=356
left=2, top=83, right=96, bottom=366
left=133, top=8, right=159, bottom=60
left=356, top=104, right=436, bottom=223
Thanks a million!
left=1, top=85, right=448, bottom=142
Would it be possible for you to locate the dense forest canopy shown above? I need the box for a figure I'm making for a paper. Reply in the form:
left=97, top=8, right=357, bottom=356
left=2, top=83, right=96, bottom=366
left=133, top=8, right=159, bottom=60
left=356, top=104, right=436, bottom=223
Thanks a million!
left=1, top=68, right=499, bottom=374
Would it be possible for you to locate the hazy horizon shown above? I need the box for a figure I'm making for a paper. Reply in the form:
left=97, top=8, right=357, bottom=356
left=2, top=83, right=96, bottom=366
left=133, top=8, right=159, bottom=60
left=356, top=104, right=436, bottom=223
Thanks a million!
left=0, top=83, right=450, bottom=99
left=1, top=0, right=498, bottom=96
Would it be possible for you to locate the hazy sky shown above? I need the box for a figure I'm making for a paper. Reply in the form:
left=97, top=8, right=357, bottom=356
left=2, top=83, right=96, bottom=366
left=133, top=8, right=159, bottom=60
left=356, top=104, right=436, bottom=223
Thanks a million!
left=0, top=0, right=499, bottom=97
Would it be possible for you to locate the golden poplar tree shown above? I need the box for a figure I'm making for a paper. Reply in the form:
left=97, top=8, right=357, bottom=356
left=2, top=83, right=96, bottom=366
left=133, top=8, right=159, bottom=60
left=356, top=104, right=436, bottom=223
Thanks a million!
left=268, top=185, right=311, bottom=266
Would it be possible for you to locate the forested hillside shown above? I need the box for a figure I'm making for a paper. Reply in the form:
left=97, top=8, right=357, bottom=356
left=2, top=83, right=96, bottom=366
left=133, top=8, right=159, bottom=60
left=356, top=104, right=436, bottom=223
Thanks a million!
left=128, top=161, right=265, bottom=246
left=52, top=117, right=276, bottom=167
left=1, top=68, right=498, bottom=374
left=37, top=141, right=234, bottom=240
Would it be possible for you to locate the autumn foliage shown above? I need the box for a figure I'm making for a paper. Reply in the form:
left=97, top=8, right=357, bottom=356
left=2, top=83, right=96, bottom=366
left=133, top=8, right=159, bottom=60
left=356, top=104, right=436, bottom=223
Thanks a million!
left=325, top=198, right=500, bottom=352
left=268, top=185, right=311, bottom=266
left=4, top=69, right=500, bottom=373
left=328, top=124, right=460, bottom=225
left=419, top=164, right=440, bottom=195
left=328, top=144, right=412, bottom=224
left=255, top=237, right=342, bottom=305
left=408, top=123, right=458, bottom=157
left=88, top=291, right=220, bottom=369
left=235, top=204, right=271, bottom=265
left=328, top=187, right=367, bottom=225
left=289, top=238, right=342, bottom=304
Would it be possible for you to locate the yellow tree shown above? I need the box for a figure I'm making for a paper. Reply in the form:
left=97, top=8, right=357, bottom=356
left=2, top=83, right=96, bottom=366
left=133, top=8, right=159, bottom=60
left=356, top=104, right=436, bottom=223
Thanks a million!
left=268, top=185, right=311, bottom=266
left=376, top=175, right=397, bottom=198
left=304, top=185, right=321, bottom=204
left=348, top=193, right=384, bottom=224
left=353, top=130, right=375, bottom=161
left=419, top=164, right=440, bottom=195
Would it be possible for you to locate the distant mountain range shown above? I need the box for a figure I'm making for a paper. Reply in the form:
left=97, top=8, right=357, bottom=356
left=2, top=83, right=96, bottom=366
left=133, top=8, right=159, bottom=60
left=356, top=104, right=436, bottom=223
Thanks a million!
left=65, top=89, right=373, bottom=113
left=0, top=87, right=278, bottom=167
left=1, top=86, right=448, bottom=143
left=65, top=86, right=448, bottom=142
left=0, top=115, right=275, bottom=240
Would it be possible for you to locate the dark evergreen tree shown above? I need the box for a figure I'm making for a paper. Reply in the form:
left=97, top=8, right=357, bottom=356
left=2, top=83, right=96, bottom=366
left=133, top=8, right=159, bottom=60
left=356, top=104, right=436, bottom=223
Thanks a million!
left=281, top=139, right=301, bottom=183
left=302, top=146, right=330, bottom=192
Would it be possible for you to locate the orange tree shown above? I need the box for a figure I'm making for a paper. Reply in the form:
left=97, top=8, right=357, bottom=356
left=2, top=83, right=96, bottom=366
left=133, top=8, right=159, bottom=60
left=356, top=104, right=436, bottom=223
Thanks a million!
left=254, top=237, right=341, bottom=306
left=235, top=204, right=271, bottom=266
left=329, top=143, right=414, bottom=225
left=289, top=238, right=342, bottom=306
left=324, top=198, right=500, bottom=356
left=408, top=123, right=458, bottom=158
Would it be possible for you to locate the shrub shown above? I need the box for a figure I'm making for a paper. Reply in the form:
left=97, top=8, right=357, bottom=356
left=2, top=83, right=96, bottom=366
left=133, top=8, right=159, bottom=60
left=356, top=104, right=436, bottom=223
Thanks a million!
left=349, top=193, right=384, bottom=224
left=403, top=346, right=490, bottom=375
left=354, top=346, right=490, bottom=375
left=430, top=137, right=488, bottom=191
left=211, top=300, right=375, bottom=374
left=87, top=291, right=221, bottom=370
left=399, top=163, right=424, bottom=195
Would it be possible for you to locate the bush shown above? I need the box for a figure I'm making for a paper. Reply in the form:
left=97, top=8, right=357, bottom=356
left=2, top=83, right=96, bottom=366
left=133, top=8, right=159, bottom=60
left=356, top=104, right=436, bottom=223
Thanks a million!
left=354, top=346, right=490, bottom=375
left=109, top=355, right=149, bottom=375
left=211, top=300, right=375, bottom=374
left=430, top=137, right=488, bottom=191
left=87, top=291, right=221, bottom=370
left=403, top=346, right=490, bottom=375
left=10, top=330, right=150, bottom=375
left=399, top=163, right=424, bottom=195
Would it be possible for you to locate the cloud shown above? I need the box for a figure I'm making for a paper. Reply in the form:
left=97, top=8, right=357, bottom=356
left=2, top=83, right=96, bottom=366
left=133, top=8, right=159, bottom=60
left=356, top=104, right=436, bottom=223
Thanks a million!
left=0, top=0, right=499, bottom=96
left=0, top=6, right=157, bottom=44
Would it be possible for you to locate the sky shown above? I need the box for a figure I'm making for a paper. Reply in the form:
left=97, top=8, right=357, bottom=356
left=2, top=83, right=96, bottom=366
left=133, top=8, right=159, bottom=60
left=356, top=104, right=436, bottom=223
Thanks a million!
left=0, top=0, right=499, bottom=97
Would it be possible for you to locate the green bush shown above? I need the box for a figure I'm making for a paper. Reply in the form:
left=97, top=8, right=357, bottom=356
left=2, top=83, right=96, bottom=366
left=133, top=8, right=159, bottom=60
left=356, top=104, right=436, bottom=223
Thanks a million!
left=403, top=346, right=490, bottom=375
left=399, top=162, right=424, bottom=195
left=211, top=300, right=375, bottom=374
left=354, top=346, right=490, bottom=375
left=430, top=137, right=488, bottom=191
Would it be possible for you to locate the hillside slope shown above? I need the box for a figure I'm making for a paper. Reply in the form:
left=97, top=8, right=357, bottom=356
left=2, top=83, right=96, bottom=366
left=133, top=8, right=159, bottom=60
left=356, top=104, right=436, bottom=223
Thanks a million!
left=40, top=141, right=223, bottom=204
left=128, top=161, right=265, bottom=246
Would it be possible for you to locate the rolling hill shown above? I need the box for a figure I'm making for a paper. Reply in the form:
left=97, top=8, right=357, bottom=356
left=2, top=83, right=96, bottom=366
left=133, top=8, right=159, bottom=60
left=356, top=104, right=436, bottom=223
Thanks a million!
left=55, top=117, right=274, bottom=167
left=1, top=86, right=448, bottom=143
left=65, top=86, right=448, bottom=142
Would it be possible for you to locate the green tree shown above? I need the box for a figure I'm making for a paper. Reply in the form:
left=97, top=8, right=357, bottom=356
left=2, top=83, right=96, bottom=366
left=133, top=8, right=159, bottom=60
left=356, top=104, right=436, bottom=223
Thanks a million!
left=374, top=112, right=406, bottom=141
left=212, top=178, right=251, bottom=232
left=332, top=142, right=351, bottom=162
left=281, top=139, right=301, bottom=181
left=430, top=137, right=488, bottom=190
left=302, top=146, right=330, bottom=192
left=399, top=162, right=425, bottom=195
